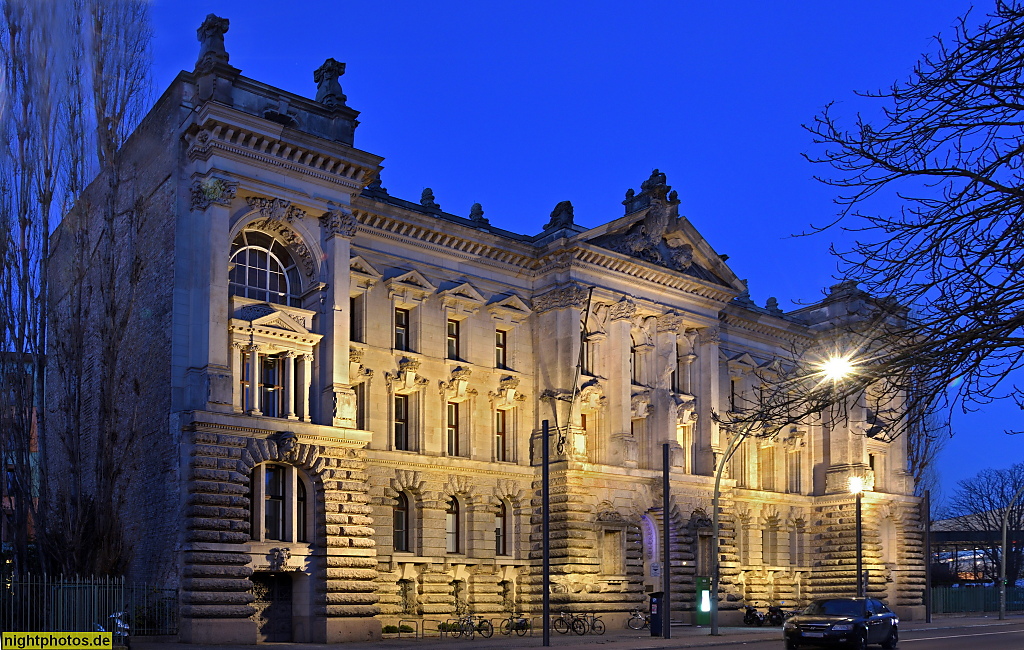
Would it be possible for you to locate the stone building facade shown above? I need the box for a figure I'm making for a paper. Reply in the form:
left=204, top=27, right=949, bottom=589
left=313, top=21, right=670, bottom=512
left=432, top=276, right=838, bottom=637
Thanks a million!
left=47, top=15, right=925, bottom=644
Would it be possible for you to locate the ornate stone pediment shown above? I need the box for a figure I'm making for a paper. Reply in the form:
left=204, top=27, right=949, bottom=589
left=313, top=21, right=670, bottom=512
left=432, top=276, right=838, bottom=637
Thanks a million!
left=386, top=270, right=436, bottom=306
left=440, top=366, right=476, bottom=402
left=441, top=282, right=485, bottom=316
left=675, top=393, right=697, bottom=424
left=232, top=302, right=321, bottom=349
left=489, top=376, right=526, bottom=408
left=578, top=379, right=606, bottom=412
left=350, top=256, right=381, bottom=290
left=386, top=357, right=428, bottom=394
left=585, top=171, right=732, bottom=285
left=630, top=391, right=652, bottom=419
left=488, top=294, right=532, bottom=324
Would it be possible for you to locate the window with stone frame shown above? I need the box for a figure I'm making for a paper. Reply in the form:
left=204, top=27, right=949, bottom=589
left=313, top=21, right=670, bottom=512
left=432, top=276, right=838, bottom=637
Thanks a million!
left=580, top=334, right=593, bottom=376
left=446, top=401, right=461, bottom=457
left=249, top=463, right=311, bottom=543
left=446, top=318, right=461, bottom=360
left=789, top=519, right=806, bottom=566
left=446, top=496, right=461, bottom=554
left=495, top=328, right=509, bottom=369
left=495, top=500, right=509, bottom=556
left=349, top=294, right=365, bottom=343
left=393, top=492, right=411, bottom=553
left=495, top=408, right=508, bottom=462
left=600, top=528, right=625, bottom=575
left=759, top=444, right=776, bottom=492
left=394, top=394, right=411, bottom=451
left=763, top=517, right=780, bottom=565
left=394, top=307, right=411, bottom=351
left=787, top=448, right=802, bottom=494
left=353, top=381, right=367, bottom=430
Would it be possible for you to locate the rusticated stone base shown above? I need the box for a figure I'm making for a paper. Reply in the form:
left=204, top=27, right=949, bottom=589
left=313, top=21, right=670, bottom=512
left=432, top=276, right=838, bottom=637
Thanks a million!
left=179, top=617, right=256, bottom=644
left=895, top=605, right=926, bottom=621
left=316, top=617, right=382, bottom=643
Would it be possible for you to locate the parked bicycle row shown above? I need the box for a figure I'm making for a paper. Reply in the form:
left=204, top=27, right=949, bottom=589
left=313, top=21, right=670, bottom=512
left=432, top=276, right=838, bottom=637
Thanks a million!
left=428, top=611, right=608, bottom=639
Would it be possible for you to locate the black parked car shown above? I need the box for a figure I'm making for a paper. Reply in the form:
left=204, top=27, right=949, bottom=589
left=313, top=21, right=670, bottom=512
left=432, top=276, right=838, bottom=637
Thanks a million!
left=783, top=597, right=898, bottom=649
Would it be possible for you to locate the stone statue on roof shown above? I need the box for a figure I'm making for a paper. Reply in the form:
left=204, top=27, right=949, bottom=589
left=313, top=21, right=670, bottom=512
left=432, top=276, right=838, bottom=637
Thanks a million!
left=196, top=14, right=230, bottom=72
left=469, top=203, right=488, bottom=224
left=420, top=188, right=440, bottom=210
left=314, top=58, right=348, bottom=107
left=544, top=201, right=574, bottom=230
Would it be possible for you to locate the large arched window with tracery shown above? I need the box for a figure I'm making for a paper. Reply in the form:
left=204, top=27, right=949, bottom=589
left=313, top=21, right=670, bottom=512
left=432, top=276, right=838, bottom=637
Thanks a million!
left=229, top=230, right=301, bottom=307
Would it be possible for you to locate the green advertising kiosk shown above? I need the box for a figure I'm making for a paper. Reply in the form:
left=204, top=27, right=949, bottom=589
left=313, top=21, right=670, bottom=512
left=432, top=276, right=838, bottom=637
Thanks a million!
left=695, top=576, right=712, bottom=625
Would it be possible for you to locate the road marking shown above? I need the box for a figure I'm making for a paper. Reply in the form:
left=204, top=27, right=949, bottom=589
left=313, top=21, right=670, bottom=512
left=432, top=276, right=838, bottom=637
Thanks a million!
left=904, top=629, right=1024, bottom=643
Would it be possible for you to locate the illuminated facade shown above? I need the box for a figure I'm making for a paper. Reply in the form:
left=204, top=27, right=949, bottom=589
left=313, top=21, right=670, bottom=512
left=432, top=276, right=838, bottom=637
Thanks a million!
left=47, top=15, right=925, bottom=644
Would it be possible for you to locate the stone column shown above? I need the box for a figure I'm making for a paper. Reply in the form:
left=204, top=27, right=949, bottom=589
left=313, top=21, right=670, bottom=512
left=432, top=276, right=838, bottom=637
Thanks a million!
left=246, top=344, right=261, bottom=416
left=319, top=208, right=357, bottom=428
left=655, top=314, right=683, bottom=467
left=300, top=354, right=313, bottom=422
left=607, top=299, right=636, bottom=467
left=694, top=326, right=720, bottom=476
left=282, top=351, right=297, bottom=420
left=182, top=176, right=238, bottom=414
left=231, top=343, right=243, bottom=413
left=531, top=283, right=589, bottom=460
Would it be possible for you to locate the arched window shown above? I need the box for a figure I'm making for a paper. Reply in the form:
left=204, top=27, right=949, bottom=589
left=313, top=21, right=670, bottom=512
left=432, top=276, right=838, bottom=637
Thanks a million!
left=393, top=493, right=410, bottom=553
left=229, top=230, right=301, bottom=307
left=249, top=463, right=311, bottom=543
left=495, top=501, right=508, bottom=556
left=446, top=497, right=460, bottom=553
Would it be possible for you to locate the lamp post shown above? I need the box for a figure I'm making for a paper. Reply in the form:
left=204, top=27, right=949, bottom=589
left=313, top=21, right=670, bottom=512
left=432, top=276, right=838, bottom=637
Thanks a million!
left=849, top=476, right=865, bottom=598
left=709, top=354, right=857, bottom=634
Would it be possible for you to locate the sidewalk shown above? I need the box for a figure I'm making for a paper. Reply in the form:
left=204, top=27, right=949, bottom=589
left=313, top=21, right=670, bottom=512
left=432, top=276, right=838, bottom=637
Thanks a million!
left=134, top=613, right=1024, bottom=650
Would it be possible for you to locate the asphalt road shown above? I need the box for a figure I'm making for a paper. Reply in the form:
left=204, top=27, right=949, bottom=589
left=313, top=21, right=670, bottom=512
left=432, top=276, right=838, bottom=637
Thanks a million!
left=731, top=620, right=1024, bottom=649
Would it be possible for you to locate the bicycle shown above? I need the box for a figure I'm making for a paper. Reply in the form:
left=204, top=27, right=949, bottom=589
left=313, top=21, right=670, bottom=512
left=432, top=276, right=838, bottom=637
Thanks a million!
left=552, top=611, right=586, bottom=635
left=500, top=612, right=530, bottom=636
left=580, top=612, right=605, bottom=635
left=627, top=608, right=650, bottom=630
left=459, top=614, right=493, bottom=638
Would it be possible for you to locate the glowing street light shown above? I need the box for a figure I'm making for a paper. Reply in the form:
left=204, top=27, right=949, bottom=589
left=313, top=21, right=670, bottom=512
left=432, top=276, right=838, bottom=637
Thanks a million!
left=849, top=476, right=866, bottom=598
left=821, top=355, right=856, bottom=383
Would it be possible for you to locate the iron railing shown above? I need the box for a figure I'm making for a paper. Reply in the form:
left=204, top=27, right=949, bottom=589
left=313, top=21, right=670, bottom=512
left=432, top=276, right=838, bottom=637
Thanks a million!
left=931, top=586, right=1024, bottom=614
left=0, top=575, right=178, bottom=635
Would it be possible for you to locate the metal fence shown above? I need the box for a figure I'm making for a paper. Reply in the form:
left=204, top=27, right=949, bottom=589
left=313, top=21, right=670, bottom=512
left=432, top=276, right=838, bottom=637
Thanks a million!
left=931, top=586, right=1024, bottom=614
left=0, top=575, right=178, bottom=635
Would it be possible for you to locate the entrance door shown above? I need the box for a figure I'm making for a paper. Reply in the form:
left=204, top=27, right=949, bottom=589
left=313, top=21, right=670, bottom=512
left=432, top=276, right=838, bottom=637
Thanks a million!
left=251, top=573, right=293, bottom=642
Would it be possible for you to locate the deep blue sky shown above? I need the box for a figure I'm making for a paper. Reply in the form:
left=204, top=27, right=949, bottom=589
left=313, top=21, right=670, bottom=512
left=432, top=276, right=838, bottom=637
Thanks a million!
left=150, top=1, right=1019, bottom=505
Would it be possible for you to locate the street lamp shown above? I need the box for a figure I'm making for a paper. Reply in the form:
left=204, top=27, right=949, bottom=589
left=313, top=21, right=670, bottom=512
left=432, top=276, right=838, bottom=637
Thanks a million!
left=849, top=476, right=866, bottom=598
left=710, top=354, right=856, bottom=635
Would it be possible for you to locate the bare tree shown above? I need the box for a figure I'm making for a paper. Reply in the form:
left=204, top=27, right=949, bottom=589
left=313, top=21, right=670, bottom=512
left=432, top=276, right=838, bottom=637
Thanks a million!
left=805, top=1, right=1024, bottom=426
left=0, top=0, right=74, bottom=575
left=907, top=413, right=949, bottom=500
left=44, top=0, right=152, bottom=576
left=0, top=0, right=151, bottom=577
left=941, top=463, right=1024, bottom=584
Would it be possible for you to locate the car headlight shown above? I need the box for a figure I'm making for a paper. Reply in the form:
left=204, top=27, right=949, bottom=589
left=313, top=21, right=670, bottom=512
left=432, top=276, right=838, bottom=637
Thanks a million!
left=784, top=621, right=796, bottom=631
left=831, top=623, right=854, bottom=631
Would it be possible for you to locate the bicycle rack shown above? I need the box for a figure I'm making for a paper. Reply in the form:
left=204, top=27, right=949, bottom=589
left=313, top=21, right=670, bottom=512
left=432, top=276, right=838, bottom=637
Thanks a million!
left=398, top=619, right=420, bottom=639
